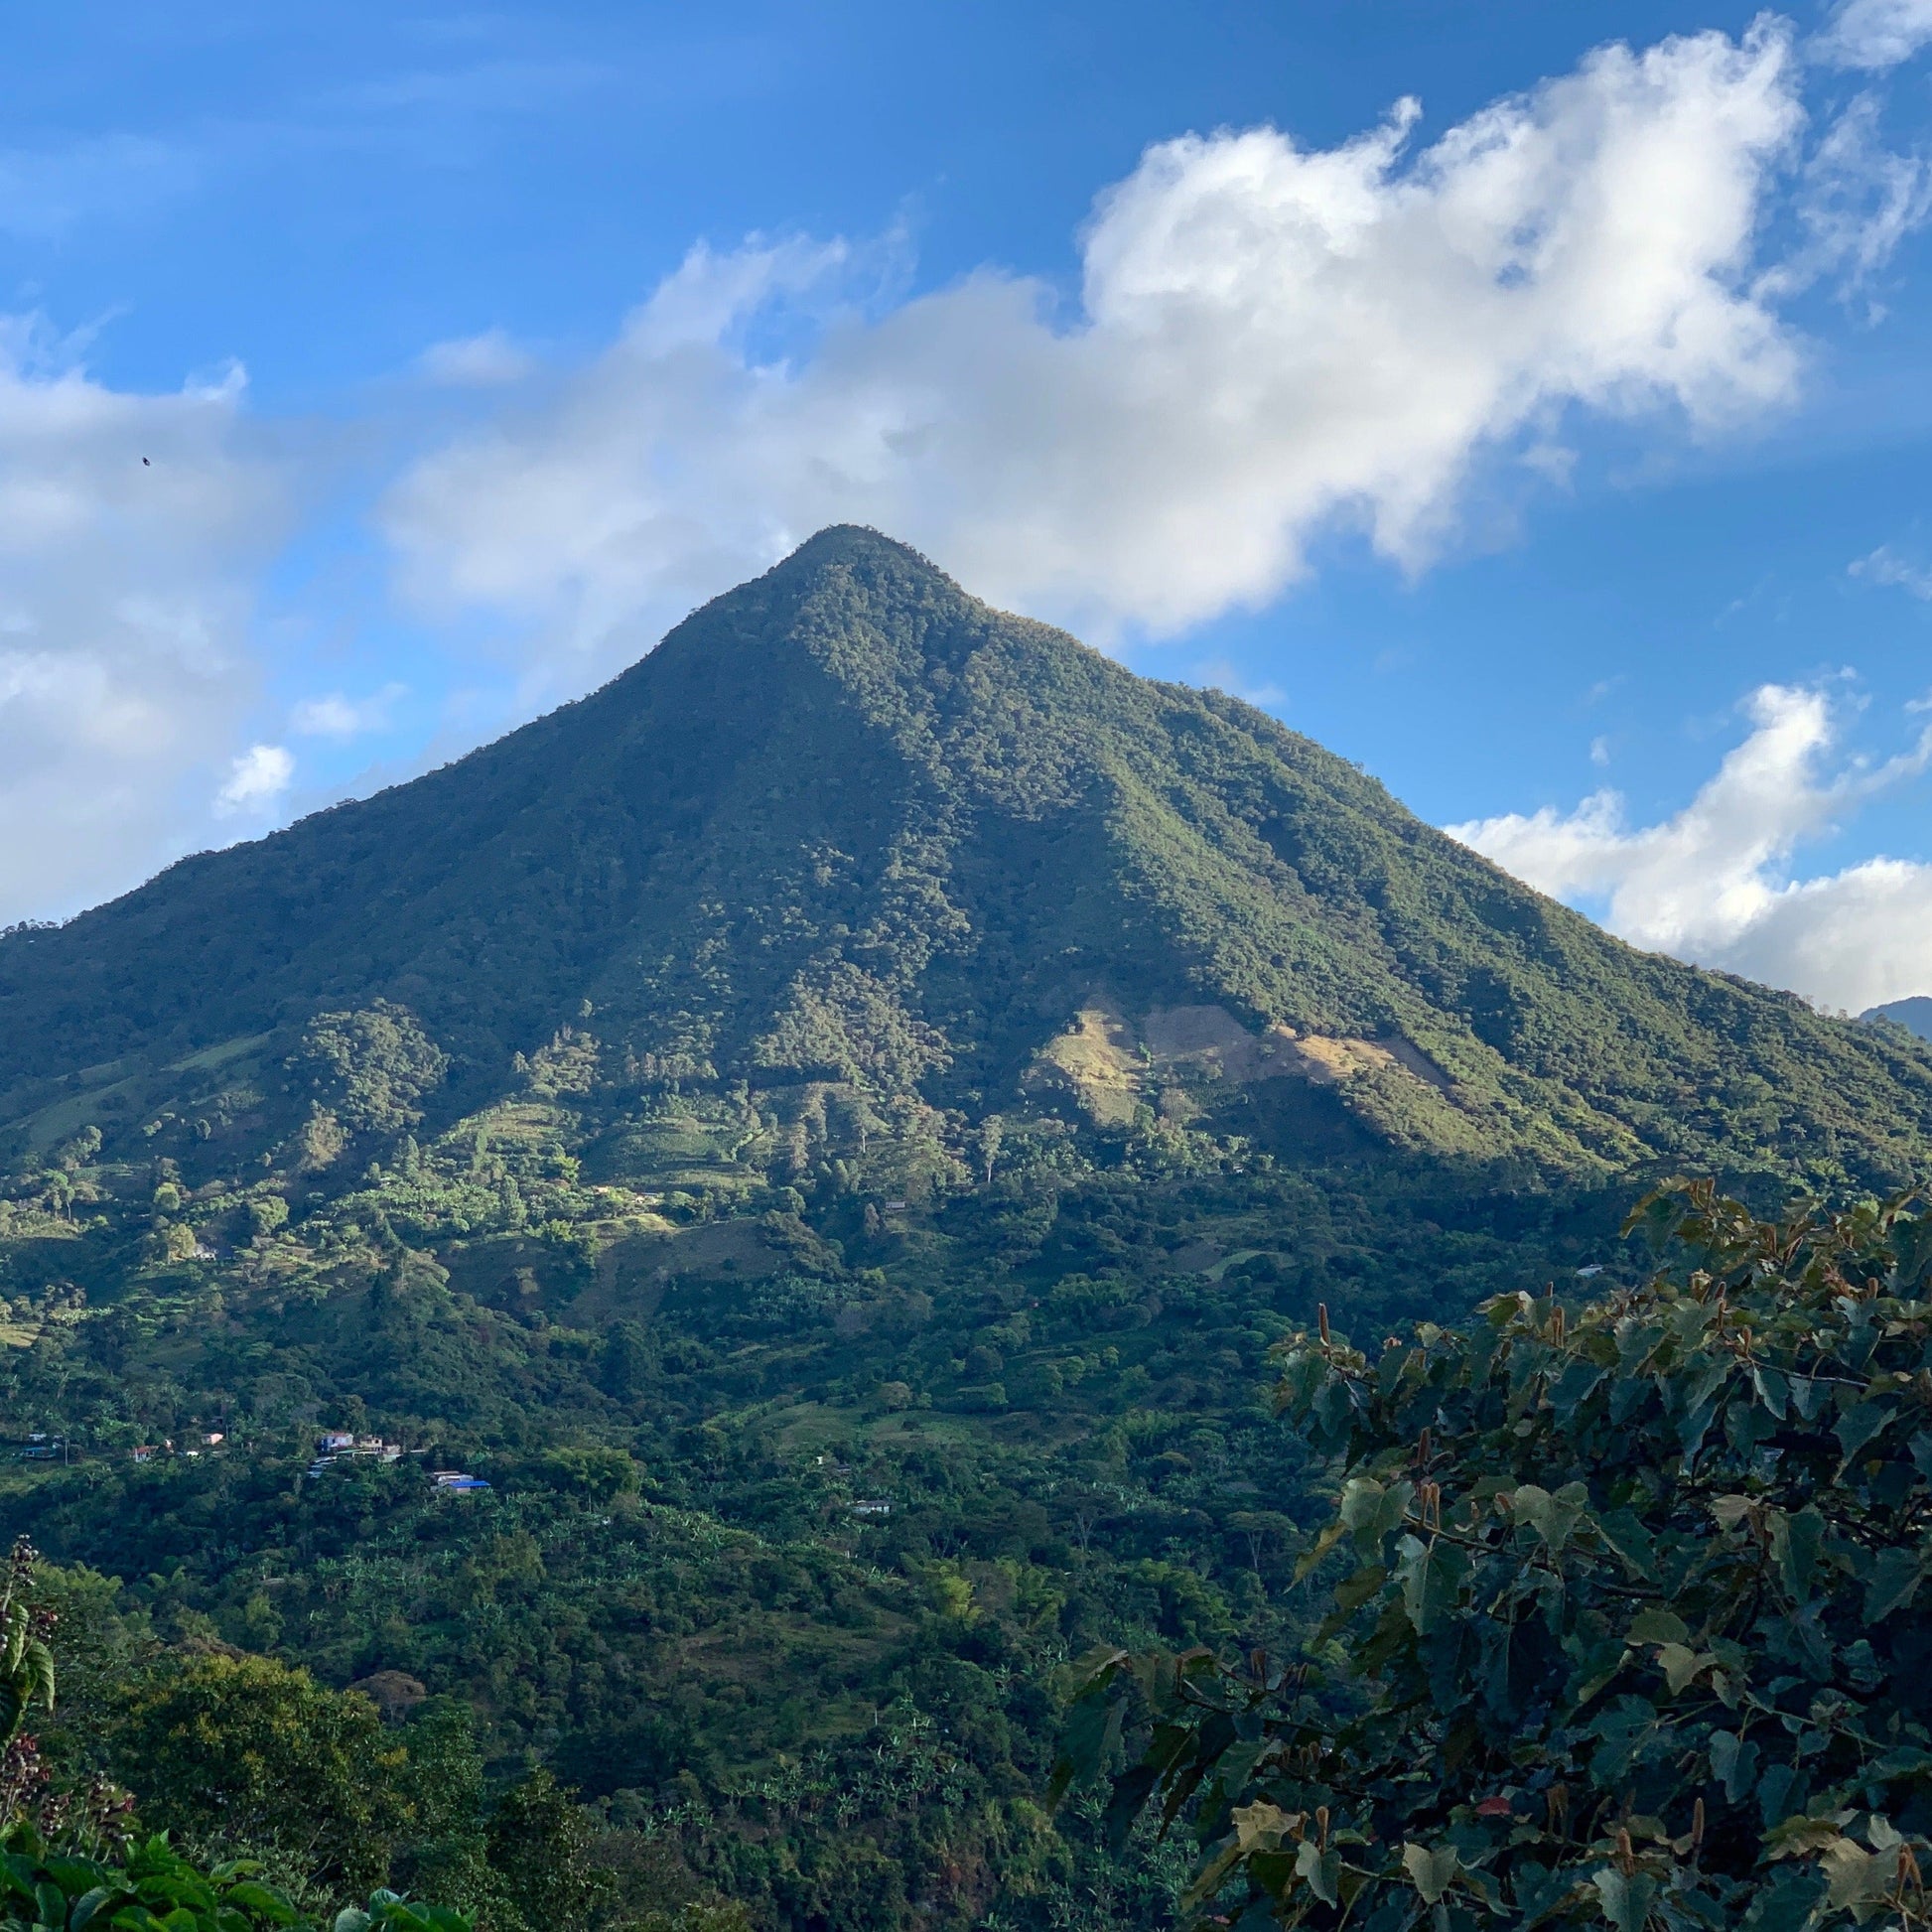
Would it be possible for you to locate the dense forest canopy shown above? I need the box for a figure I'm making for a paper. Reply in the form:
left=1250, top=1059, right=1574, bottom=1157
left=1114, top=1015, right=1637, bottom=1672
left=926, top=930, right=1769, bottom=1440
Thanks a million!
left=1, top=530, right=1931, bottom=1929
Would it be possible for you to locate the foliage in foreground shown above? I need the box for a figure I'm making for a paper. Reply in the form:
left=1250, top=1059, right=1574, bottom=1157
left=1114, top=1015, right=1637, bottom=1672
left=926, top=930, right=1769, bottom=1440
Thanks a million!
left=1064, top=1181, right=1932, bottom=1931
left=0, top=1540, right=473, bottom=1932
left=0, top=1826, right=466, bottom=1932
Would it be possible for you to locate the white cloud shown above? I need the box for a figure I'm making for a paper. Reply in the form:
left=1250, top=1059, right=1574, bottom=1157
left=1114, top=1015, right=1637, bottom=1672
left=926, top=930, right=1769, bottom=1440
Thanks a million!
left=382, top=23, right=1811, bottom=681
left=1852, top=543, right=1932, bottom=596
left=1447, top=684, right=1932, bottom=1011
left=214, top=743, right=294, bottom=815
left=289, top=682, right=408, bottom=737
left=417, top=329, right=534, bottom=387
left=1773, top=91, right=1932, bottom=308
left=0, top=321, right=288, bottom=922
left=1816, top=0, right=1932, bottom=69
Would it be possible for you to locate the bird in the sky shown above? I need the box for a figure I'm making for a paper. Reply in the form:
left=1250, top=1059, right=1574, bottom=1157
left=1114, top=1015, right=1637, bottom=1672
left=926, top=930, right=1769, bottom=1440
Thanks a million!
left=142, top=457, right=150, bottom=466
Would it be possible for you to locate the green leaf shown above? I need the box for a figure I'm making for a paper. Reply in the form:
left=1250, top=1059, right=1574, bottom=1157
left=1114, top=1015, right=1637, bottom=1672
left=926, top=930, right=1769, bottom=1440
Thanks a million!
left=1739, top=1864, right=1824, bottom=1932
left=71, top=1889, right=133, bottom=1932
left=1655, top=1642, right=1715, bottom=1694
left=1769, top=1504, right=1825, bottom=1602
left=1293, top=1841, right=1339, bottom=1907
left=1751, top=1364, right=1790, bottom=1417
left=1396, top=1533, right=1467, bottom=1636
left=1048, top=1684, right=1125, bottom=1807
left=1401, top=1843, right=1457, bottom=1905
left=1822, top=1838, right=1894, bottom=1916
left=1316, top=1563, right=1389, bottom=1642
left=1592, top=1867, right=1657, bottom=1932
left=1865, top=1545, right=1926, bottom=1621
left=1709, top=1730, right=1759, bottom=1802
left=1836, top=1401, right=1895, bottom=1472
left=1293, top=1521, right=1346, bottom=1583
left=219, top=1886, right=299, bottom=1927
left=1548, top=1357, right=1606, bottom=1422
left=1511, top=1482, right=1588, bottom=1553
left=1595, top=1508, right=1656, bottom=1582
left=1338, top=1476, right=1410, bottom=1549
left=1625, top=1608, right=1688, bottom=1645
left=1332, top=1563, right=1388, bottom=1612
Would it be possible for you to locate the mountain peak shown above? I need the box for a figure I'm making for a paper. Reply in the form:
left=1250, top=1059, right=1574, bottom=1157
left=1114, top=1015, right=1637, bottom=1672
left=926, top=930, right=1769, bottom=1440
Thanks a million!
left=768, top=523, right=945, bottom=580
left=4, top=539, right=1932, bottom=1192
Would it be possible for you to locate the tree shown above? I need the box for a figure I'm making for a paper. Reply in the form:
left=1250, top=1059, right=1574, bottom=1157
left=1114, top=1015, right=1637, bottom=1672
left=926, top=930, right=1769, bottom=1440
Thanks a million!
left=1226, top=1509, right=1295, bottom=1575
left=976, top=1117, right=1004, bottom=1187
left=601, top=1319, right=649, bottom=1400
left=108, top=1653, right=410, bottom=1895
left=0, top=1547, right=470, bottom=1932
left=1060, top=1182, right=1932, bottom=1932
left=483, top=1768, right=611, bottom=1930
left=296, top=1004, right=449, bottom=1139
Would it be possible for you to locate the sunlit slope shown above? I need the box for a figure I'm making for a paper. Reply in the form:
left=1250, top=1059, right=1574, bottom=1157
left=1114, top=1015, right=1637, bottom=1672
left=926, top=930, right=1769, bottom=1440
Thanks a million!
left=3, top=524, right=1930, bottom=1183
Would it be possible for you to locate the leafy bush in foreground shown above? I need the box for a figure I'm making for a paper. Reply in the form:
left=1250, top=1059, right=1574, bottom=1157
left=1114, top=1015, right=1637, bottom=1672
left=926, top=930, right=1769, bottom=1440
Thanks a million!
left=1063, top=1181, right=1932, bottom=1931
left=0, top=1827, right=468, bottom=1932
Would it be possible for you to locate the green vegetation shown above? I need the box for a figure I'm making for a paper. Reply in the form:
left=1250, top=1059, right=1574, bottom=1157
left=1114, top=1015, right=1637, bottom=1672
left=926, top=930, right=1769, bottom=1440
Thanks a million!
left=3, top=526, right=1931, bottom=1184
left=0, top=1539, right=472, bottom=1932
left=0, top=530, right=1930, bottom=1926
left=1069, top=1182, right=1932, bottom=1931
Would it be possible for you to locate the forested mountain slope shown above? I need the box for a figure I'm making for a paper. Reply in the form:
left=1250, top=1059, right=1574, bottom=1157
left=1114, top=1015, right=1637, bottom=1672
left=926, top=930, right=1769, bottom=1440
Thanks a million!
left=6, top=530, right=1932, bottom=1932
left=3, top=523, right=1930, bottom=1186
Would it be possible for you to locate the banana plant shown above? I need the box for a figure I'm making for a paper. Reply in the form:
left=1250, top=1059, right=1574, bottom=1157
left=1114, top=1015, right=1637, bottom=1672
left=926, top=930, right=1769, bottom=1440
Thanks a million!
left=0, top=1543, right=53, bottom=1750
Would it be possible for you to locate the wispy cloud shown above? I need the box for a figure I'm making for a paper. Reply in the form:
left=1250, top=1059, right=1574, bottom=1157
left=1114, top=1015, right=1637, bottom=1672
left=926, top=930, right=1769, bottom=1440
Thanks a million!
left=0, top=133, right=198, bottom=239
left=417, top=330, right=533, bottom=387
left=1852, top=544, right=1932, bottom=597
left=289, top=683, right=408, bottom=738
left=1816, top=0, right=1932, bottom=69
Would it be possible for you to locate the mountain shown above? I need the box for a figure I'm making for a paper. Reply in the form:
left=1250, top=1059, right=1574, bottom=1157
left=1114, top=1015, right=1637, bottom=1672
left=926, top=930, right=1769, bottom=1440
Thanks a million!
left=10, top=528, right=1932, bottom=1932
left=4, top=522, right=1932, bottom=1190
left=1865, top=995, right=1932, bottom=1042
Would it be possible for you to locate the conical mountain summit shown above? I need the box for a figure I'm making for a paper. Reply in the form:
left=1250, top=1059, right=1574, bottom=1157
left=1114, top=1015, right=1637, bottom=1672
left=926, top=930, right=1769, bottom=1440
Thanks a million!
left=4, top=524, right=1931, bottom=1186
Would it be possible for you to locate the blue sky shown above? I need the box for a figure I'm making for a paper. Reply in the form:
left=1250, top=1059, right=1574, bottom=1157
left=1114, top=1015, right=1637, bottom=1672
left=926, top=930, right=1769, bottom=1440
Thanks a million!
left=7, top=0, right=1932, bottom=1009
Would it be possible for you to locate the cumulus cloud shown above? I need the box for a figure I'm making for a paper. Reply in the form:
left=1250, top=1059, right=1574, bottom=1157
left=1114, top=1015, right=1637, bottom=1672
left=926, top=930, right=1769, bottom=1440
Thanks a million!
left=382, top=23, right=1814, bottom=680
left=1817, top=0, right=1932, bottom=69
left=1447, top=684, right=1932, bottom=1011
left=214, top=743, right=294, bottom=815
left=0, top=322, right=288, bottom=923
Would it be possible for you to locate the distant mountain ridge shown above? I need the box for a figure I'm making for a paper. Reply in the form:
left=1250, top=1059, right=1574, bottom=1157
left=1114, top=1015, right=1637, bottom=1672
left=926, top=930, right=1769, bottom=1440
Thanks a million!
left=4, top=524, right=1932, bottom=1188
left=1864, top=996, right=1932, bottom=1043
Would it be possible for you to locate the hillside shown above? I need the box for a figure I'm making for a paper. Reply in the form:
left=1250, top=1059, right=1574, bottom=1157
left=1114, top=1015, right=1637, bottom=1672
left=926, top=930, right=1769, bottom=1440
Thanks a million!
left=4, top=523, right=1932, bottom=1188
left=7, top=527, right=1932, bottom=1932
left=1866, top=995, right=1932, bottom=1041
